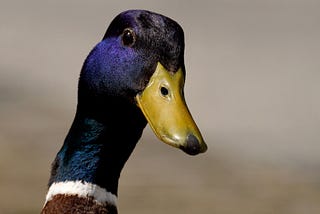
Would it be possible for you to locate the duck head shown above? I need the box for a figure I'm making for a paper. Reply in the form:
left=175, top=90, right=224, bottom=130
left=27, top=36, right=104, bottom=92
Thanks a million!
left=79, top=10, right=207, bottom=155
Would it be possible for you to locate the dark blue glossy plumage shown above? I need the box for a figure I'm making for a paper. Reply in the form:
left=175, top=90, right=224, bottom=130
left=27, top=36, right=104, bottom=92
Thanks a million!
left=80, top=39, right=145, bottom=97
left=49, top=98, right=147, bottom=195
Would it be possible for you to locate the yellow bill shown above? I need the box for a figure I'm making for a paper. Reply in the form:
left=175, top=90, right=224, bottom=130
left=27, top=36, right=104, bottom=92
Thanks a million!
left=136, top=62, right=207, bottom=155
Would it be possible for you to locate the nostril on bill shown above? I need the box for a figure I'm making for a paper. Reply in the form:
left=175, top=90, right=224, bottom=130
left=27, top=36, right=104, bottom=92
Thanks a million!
left=182, top=134, right=201, bottom=155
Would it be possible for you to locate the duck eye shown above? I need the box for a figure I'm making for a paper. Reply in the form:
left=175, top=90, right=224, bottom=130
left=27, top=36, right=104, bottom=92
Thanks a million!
left=160, top=86, right=169, bottom=97
left=122, top=28, right=136, bottom=46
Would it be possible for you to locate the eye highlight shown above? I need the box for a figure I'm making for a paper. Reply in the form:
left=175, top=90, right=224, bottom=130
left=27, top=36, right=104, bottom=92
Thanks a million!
left=122, top=28, right=136, bottom=47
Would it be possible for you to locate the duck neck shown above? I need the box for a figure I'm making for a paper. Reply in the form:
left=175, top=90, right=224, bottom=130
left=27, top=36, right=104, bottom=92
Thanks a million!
left=48, top=96, right=147, bottom=196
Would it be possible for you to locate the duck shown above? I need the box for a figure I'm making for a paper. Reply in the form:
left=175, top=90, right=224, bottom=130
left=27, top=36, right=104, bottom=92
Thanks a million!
left=41, top=9, right=207, bottom=214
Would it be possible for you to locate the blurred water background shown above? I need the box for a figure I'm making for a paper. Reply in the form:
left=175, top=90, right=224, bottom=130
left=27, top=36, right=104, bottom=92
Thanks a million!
left=1, top=0, right=319, bottom=213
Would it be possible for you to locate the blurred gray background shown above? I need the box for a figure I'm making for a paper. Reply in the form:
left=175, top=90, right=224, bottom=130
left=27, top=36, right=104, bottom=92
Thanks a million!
left=1, top=0, right=319, bottom=213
